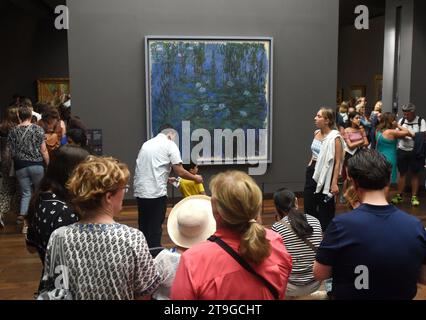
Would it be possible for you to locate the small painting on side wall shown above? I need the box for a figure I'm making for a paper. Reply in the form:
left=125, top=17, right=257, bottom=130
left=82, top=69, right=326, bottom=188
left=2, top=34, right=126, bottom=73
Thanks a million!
left=350, top=85, right=366, bottom=100
left=37, top=78, right=70, bottom=104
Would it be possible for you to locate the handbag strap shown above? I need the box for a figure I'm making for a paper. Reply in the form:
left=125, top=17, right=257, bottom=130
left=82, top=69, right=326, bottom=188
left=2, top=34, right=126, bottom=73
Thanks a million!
left=208, top=235, right=279, bottom=300
left=277, top=219, right=318, bottom=253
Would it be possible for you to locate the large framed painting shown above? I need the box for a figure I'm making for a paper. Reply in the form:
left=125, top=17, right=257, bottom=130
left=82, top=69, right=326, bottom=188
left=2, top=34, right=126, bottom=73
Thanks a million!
left=145, top=36, right=273, bottom=164
left=37, top=78, right=70, bottom=104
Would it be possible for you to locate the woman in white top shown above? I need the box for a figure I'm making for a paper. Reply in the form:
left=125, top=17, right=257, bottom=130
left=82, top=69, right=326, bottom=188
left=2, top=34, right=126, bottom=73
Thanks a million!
left=303, top=108, right=344, bottom=231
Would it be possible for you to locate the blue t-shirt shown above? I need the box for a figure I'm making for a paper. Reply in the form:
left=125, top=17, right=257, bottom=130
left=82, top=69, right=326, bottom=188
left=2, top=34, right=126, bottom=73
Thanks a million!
left=316, top=203, right=426, bottom=300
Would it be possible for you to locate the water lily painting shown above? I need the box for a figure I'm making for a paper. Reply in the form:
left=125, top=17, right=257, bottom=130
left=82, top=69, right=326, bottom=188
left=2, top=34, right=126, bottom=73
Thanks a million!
left=145, top=37, right=273, bottom=163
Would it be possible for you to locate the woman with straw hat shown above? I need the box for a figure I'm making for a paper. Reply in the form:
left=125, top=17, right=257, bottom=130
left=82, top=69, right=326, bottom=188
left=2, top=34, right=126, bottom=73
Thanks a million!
left=170, top=171, right=292, bottom=300
left=153, top=195, right=216, bottom=300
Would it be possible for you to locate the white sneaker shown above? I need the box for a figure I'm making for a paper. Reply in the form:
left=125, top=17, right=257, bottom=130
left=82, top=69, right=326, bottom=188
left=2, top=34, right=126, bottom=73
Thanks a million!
left=0, top=215, right=4, bottom=228
left=22, top=225, right=28, bottom=234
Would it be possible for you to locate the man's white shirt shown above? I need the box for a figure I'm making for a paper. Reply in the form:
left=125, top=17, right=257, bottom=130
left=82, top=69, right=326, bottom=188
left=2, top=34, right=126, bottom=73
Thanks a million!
left=397, top=116, right=426, bottom=151
left=134, top=133, right=182, bottom=199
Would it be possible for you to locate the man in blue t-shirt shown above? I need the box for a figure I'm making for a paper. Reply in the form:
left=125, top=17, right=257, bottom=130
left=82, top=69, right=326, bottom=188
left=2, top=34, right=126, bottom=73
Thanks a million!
left=314, top=149, right=426, bottom=299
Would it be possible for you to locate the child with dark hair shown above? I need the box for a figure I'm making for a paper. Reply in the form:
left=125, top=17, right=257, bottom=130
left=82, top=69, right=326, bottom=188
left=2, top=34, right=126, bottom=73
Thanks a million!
left=67, top=128, right=88, bottom=148
left=175, top=162, right=206, bottom=198
left=271, top=188, right=324, bottom=298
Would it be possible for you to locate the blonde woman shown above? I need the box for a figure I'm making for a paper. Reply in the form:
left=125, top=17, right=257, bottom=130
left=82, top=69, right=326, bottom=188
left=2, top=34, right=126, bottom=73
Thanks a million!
left=39, top=156, right=160, bottom=300
left=355, top=97, right=371, bottom=135
left=170, top=171, right=292, bottom=300
left=370, top=101, right=383, bottom=121
left=304, top=108, right=344, bottom=231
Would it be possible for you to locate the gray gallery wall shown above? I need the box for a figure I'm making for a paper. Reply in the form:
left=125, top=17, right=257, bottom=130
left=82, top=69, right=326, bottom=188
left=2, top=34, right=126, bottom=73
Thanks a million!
left=338, top=16, right=385, bottom=111
left=67, top=0, right=339, bottom=198
left=0, top=4, right=69, bottom=109
left=411, top=0, right=426, bottom=112
left=382, top=0, right=414, bottom=113
left=383, top=0, right=425, bottom=117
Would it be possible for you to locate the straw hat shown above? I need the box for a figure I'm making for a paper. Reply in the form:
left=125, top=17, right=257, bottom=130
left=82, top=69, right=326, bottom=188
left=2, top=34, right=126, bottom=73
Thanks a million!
left=167, top=195, right=216, bottom=249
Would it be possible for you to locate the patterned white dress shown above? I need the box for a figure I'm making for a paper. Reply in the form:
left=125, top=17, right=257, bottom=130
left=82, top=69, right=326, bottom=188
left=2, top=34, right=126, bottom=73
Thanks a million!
left=41, top=223, right=161, bottom=300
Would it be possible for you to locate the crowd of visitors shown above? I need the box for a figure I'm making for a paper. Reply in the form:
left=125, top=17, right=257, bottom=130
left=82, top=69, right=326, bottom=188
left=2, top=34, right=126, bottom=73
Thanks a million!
left=0, top=94, right=425, bottom=300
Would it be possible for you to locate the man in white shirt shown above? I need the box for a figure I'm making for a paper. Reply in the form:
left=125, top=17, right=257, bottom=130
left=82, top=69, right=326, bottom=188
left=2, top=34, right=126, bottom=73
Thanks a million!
left=391, top=103, right=426, bottom=206
left=134, top=124, right=203, bottom=253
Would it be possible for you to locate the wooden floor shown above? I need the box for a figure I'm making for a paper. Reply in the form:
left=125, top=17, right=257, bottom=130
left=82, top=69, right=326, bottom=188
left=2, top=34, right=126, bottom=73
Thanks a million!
left=1, top=196, right=426, bottom=300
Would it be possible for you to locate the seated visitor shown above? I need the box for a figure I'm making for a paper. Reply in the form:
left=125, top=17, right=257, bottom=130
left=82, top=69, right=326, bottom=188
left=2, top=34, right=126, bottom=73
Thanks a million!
left=271, top=188, right=323, bottom=298
left=314, top=149, right=426, bottom=300
left=152, top=195, right=216, bottom=300
left=39, top=156, right=161, bottom=300
left=170, top=170, right=292, bottom=300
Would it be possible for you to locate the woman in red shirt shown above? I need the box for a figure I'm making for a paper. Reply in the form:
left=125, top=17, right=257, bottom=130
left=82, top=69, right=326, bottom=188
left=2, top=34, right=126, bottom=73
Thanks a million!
left=170, top=170, right=292, bottom=300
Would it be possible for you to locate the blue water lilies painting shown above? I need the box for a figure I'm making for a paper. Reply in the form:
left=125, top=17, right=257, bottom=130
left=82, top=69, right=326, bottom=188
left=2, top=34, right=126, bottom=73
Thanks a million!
left=145, top=37, right=272, bottom=163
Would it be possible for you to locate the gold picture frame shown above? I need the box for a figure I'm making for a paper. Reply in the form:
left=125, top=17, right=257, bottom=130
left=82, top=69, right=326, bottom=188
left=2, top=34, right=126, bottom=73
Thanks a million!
left=37, top=78, right=70, bottom=104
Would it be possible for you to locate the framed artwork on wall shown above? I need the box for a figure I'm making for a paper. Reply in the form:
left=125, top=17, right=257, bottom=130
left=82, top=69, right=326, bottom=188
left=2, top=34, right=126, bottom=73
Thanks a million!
left=374, top=75, right=383, bottom=102
left=37, top=78, right=70, bottom=104
left=145, top=36, right=273, bottom=164
left=350, top=85, right=366, bottom=100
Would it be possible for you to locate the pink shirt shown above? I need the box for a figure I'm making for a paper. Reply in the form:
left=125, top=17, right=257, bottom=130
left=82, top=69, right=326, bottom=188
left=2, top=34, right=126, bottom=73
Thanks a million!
left=170, top=228, right=292, bottom=300
left=344, top=130, right=364, bottom=143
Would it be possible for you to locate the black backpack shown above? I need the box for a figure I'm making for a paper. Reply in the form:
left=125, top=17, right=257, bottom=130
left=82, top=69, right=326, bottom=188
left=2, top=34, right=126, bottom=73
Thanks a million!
left=400, top=116, right=423, bottom=128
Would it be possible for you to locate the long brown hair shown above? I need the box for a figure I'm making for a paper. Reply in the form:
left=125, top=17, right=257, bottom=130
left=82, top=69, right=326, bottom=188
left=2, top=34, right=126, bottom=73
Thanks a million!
left=0, top=107, right=19, bottom=135
left=376, top=112, right=395, bottom=132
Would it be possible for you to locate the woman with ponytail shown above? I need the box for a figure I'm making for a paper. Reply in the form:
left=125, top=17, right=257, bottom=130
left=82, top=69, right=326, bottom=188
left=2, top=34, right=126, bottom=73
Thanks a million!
left=171, top=171, right=292, bottom=300
left=272, top=188, right=323, bottom=298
